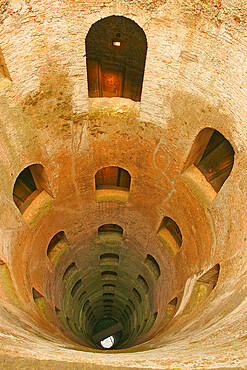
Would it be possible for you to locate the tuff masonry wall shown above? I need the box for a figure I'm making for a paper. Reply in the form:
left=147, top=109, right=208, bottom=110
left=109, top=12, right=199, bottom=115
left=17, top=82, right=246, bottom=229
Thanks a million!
left=0, top=0, right=246, bottom=368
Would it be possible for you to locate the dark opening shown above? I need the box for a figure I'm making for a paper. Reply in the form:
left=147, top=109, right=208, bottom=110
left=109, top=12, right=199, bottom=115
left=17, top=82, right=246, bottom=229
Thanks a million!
left=95, top=166, right=131, bottom=191
left=86, top=15, right=147, bottom=101
left=13, top=164, right=51, bottom=213
left=144, top=254, right=161, bottom=281
left=47, top=231, right=66, bottom=259
left=98, top=224, right=123, bottom=237
left=183, top=128, right=234, bottom=193
left=158, top=217, right=182, bottom=248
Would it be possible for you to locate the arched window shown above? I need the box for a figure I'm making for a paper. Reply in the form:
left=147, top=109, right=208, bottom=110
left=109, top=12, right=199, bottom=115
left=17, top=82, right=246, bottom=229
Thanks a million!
left=182, top=129, right=234, bottom=205
left=13, top=164, right=53, bottom=226
left=183, top=264, right=220, bottom=315
left=95, top=166, right=131, bottom=203
left=32, top=288, right=53, bottom=323
left=157, top=217, right=182, bottom=258
left=158, top=297, right=177, bottom=331
left=86, top=15, right=147, bottom=102
left=98, top=224, right=123, bottom=239
left=47, top=231, right=69, bottom=267
left=144, top=254, right=160, bottom=281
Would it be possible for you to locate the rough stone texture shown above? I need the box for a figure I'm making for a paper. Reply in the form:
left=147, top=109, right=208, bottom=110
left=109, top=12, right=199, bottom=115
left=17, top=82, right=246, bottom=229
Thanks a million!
left=0, top=0, right=245, bottom=368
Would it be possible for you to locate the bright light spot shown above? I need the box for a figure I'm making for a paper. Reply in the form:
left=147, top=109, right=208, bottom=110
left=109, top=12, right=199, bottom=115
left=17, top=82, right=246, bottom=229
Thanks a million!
left=113, top=41, right=121, bottom=47
left=100, top=335, right=114, bottom=349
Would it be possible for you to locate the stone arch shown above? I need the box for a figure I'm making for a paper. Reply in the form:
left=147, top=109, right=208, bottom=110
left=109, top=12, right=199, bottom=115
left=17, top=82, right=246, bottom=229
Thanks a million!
left=86, top=15, right=147, bottom=101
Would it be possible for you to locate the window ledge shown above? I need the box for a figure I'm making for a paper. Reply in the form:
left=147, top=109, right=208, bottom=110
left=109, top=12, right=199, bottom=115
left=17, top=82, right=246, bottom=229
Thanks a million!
left=96, top=188, right=129, bottom=203
left=22, top=190, right=53, bottom=228
left=89, top=97, right=140, bottom=115
left=181, top=165, right=217, bottom=209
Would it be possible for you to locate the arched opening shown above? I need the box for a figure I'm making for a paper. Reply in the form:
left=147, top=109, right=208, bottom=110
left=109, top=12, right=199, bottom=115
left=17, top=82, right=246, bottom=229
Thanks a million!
left=98, top=224, right=123, bottom=239
left=144, top=254, right=160, bottom=281
left=92, top=316, right=123, bottom=350
left=86, top=15, right=147, bottom=102
left=32, top=288, right=53, bottom=323
left=158, top=297, right=178, bottom=332
left=183, top=264, right=220, bottom=315
left=13, top=164, right=53, bottom=227
left=95, top=166, right=131, bottom=203
left=182, top=129, right=234, bottom=205
left=157, top=217, right=182, bottom=258
left=47, top=231, right=69, bottom=267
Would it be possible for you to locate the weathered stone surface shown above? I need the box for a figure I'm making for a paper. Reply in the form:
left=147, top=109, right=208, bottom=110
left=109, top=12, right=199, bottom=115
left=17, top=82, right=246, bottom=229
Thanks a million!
left=0, top=0, right=245, bottom=368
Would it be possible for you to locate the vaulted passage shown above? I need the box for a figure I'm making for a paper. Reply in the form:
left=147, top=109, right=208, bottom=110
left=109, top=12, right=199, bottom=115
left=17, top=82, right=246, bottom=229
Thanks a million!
left=53, top=225, right=161, bottom=350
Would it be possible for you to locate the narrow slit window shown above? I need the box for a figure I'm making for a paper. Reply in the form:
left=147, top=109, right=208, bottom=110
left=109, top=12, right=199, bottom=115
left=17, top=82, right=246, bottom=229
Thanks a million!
left=86, top=15, right=147, bottom=102
left=157, top=217, right=182, bottom=258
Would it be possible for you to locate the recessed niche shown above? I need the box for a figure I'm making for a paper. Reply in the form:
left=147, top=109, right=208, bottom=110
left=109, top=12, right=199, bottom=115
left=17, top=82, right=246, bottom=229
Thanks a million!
left=71, top=279, right=83, bottom=298
left=158, top=297, right=178, bottom=331
left=32, top=288, right=53, bottom=323
left=98, top=224, right=123, bottom=239
left=125, top=304, right=132, bottom=315
left=13, top=164, right=53, bottom=227
left=137, top=275, right=149, bottom=295
left=133, top=288, right=142, bottom=303
left=157, top=217, right=182, bottom=258
left=95, top=167, right=131, bottom=203
left=83, top=300, right=90, bottom=312
left=128, top=299, right=135, bottom=312
left=101, top=271, right=117, bottom=280
left=148, top=312, right=158, bottom=329
left=78, top=291, right=87, bottom=302
left=86, top=15, right=147, bottom=102
left=181, top=128, right=234, bottom=207
left=62, top=262, right=78, bottom=284
left=103, top=284, right=116, bottom=289
left=144, top=254, right=160, bottom=281
left=100, top=253, right=119, bottom=265
left=183, top=264, right=220, bottom=314
left=47, top=231, right=69, bottom=267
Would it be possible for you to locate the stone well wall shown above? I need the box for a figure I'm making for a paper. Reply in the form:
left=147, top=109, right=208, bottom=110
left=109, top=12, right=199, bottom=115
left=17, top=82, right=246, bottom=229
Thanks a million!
left=0, top=0, right=246, bottom=368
